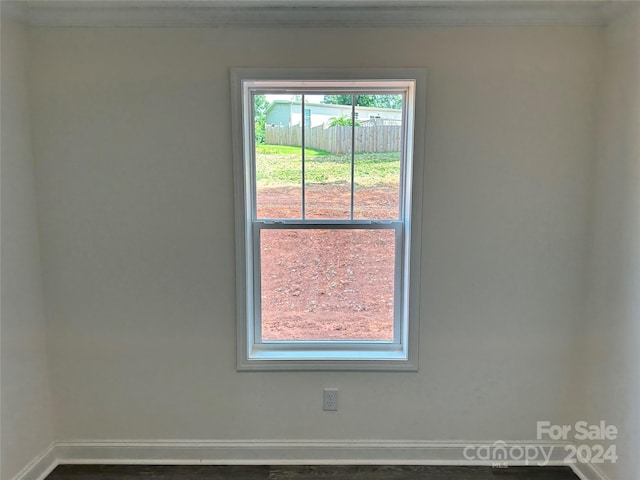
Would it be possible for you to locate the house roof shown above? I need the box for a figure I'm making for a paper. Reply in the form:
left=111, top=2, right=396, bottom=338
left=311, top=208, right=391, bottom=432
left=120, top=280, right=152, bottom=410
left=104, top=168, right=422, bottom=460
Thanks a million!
left=265, top=100, right=401, bottom=116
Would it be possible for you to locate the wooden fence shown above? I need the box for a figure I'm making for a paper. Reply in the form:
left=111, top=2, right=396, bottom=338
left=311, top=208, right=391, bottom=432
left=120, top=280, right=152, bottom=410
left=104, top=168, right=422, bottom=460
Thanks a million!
left=265, top=124, right=401, bottom=154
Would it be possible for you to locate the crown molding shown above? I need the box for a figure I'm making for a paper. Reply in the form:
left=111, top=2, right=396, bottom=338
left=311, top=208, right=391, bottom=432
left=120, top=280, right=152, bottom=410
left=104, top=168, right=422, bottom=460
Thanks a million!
left=1, top=1, right=619, bottom=27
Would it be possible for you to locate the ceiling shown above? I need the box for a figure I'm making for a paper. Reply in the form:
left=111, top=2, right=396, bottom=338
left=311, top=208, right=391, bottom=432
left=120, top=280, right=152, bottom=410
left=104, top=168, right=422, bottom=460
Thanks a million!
left=1, top=0, right=635, bottom=27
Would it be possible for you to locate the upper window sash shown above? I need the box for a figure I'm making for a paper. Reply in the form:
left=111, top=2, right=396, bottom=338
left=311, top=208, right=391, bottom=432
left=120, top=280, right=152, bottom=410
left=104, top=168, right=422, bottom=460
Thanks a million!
left=248, top=87, right=410, bottom=222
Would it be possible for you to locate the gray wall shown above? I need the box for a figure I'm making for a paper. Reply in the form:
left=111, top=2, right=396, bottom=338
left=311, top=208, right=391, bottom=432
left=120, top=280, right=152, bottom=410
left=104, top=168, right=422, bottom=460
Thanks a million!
left=1, top=17, right=55, bottom=480
left=581, top=6, right=640, bottom=479
left=28, top=26, right=600, bottom=442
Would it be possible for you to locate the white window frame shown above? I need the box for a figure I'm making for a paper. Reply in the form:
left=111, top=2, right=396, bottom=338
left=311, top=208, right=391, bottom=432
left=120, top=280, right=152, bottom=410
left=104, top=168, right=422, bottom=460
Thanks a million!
left=231, top=68, right=426, bottom=371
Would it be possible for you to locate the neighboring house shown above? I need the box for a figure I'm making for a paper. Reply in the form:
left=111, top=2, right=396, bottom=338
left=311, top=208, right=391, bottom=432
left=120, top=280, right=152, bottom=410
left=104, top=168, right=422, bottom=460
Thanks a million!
left=265, top=100, right=402, bottom=127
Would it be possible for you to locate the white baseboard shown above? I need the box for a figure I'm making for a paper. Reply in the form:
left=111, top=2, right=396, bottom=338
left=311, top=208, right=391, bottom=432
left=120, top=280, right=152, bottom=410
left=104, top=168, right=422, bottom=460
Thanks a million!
left=10, top=443, right=58, bottom=480
left=12, top=440, right=610, bottom=480
left=54, top=439, right=570, bottom=466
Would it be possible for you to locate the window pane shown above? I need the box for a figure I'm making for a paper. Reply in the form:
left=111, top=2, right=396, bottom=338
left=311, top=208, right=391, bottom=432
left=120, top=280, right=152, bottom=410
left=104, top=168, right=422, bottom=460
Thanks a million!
left=260, top=228, right=396, bottom=341
left=304, top=94, right=353, bottom=219
left=353, top=94, right=403, bottom=219
left=256, top=94, right=302, bottom=219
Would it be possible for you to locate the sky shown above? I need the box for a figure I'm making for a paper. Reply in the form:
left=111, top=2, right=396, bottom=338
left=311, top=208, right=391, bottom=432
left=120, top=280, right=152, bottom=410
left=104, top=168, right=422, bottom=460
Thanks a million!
left=265, top=94, right=324, bottom=103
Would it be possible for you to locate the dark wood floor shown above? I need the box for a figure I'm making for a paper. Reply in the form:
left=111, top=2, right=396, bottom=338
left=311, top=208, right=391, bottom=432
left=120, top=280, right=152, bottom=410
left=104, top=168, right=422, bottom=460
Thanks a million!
left=46, top=465, right=579, bottom=479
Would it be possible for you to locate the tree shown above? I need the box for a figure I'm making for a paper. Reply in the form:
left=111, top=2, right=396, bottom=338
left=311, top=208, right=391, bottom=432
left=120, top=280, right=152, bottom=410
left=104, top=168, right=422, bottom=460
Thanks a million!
left=328, top=115, right=361, bottom=127
left=254, top=94, right=269, bottom=144
left=322, top=94, right=402, bottom=110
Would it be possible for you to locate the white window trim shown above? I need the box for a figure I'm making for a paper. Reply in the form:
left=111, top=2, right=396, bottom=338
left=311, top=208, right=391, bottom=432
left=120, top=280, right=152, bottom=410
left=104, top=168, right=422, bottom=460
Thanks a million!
left=231, top=68, right=426, bottom=371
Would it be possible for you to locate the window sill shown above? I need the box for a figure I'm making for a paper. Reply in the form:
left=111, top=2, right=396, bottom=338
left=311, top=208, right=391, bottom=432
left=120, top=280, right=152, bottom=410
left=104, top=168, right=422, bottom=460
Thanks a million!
left=239, top=344, right=417, bottom=371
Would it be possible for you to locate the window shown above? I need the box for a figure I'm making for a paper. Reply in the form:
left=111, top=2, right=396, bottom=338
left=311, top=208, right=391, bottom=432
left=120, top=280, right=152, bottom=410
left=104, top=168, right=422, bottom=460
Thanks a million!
left=231, top=69, right=426, bottom=370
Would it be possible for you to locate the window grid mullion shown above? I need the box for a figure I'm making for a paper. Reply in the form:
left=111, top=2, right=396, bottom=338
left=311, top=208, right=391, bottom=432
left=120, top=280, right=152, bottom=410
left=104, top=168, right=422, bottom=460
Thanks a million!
left=350, top=94, right=355, bottom=221
left=301, top=94, right=306, bottom=220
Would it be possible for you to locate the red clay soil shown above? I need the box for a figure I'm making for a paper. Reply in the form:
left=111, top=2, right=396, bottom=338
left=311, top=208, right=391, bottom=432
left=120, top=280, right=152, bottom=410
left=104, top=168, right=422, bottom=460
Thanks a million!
left=257, top=184, right=398, bottom=341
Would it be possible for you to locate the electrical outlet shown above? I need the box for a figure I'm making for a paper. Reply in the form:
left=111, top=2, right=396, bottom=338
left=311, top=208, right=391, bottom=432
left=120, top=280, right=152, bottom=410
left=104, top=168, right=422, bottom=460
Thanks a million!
left=323, top=388, right=338, bottom=411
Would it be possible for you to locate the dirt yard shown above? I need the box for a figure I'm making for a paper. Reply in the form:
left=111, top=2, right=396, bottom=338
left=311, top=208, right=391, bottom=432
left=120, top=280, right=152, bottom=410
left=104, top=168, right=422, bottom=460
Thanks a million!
left=257, top=184, right=398, bottom=341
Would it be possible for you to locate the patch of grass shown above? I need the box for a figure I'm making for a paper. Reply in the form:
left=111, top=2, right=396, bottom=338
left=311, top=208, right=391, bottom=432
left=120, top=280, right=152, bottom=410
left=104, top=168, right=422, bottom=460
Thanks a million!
left=256, top=144, right=330, bottom=157
left=256, top=144, right=400, bottom=187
